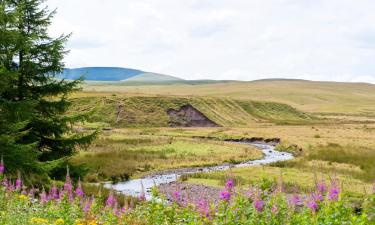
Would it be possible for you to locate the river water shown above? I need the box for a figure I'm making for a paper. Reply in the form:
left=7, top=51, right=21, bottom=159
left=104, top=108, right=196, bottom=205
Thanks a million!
left=104, top=142, right=294, bottom=199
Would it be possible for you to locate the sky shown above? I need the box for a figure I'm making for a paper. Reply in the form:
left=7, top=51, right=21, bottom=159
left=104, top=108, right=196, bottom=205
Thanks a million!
left=47, top=0, right=375, bottom=82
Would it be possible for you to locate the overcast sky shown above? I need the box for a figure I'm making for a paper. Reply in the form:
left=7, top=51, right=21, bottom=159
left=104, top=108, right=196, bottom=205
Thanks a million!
left=47, top=0, right=375, bottom=82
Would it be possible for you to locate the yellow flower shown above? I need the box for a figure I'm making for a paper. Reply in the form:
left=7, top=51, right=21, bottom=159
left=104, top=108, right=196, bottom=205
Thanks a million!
left=74, top=219, right=84, bottom=225
left=30, top=217, right=49, bottom=224
left=55, top=218, right=65, bottom=225
left=18, top=194, right=28, bottom=201
left=88, top=220, right=98, bottom=225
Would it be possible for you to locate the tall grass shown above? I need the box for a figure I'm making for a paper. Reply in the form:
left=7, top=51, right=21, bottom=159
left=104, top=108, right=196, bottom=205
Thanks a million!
left=307, top=143, right=375, bottom=182
left=71, top=135, right=262, bottom=182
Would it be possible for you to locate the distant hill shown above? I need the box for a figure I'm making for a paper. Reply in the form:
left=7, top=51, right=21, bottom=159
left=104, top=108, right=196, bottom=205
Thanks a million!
left=123, top=72, right=183, bottom=82
left=60, top=67, right=183, bottom=82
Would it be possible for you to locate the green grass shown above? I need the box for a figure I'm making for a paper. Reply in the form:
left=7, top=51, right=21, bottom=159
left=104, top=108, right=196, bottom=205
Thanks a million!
left=81, top=80, right=375, bottom=114
left=70, top=133, right=262, bottom=182
left=70, top=95, right=315, bottom=127
left=183, top=165, right=373, bottom=196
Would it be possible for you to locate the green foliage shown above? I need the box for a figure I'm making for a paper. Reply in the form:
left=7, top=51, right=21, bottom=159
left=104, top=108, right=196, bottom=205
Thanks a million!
left=0, top=0, right=96, bottom=179
left=0, top=174, right=372, bottom=224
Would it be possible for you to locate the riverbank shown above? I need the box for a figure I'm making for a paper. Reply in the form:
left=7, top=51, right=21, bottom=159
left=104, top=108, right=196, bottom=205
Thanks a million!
left=104, top=142, right=293, bottom=199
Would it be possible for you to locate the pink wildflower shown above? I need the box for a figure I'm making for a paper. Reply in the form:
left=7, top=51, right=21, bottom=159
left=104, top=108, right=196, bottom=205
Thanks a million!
left=75, top=178, right=84, bottom=198
left=312, top=192, right=324, bottom=202
left=307, top=199, right=318, bottom=212
left=83, top=199, right=92, bottom=213
left=225, top=179, right=234, bottom=190
left=196, top=199, right=210, bottom=217
left=106, top=191, right=116, bottom=207
left=0, top=157, right=4, bottom=174
left=173, top=191, right=181, bottom=203
left=316, top=181, right=326, bottom=194
left=40, top=189, right=48, bottom=204
left=49, top=183, right=59, bottom=200
left=219, top=190, right=231, bottom=202
left=253, top=198, right=264, bottom=212
left=291, top=194, right=301, bottom=206
left=328, top=186, right=340, bottom=201
left=15, top=175, right=22, bottom=190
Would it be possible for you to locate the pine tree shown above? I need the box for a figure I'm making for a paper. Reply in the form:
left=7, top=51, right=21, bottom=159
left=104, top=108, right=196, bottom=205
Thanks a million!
left=0, top=0, right=96, bottom=177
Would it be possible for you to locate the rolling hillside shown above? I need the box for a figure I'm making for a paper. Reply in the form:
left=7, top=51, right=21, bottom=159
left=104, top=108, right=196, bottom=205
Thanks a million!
left=82, top=79, right=375, bottom=114
left=70, top=95, right=314, bottom=127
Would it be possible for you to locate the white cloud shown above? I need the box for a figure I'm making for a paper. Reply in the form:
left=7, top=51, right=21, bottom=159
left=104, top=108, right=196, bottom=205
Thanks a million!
left=47, top=0, right=375, bottom=82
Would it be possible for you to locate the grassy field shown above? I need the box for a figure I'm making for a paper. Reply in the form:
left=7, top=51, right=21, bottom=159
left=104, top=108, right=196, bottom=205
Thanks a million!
left=70, top=132, right=262, bottom=182
left=70, top=95, right=314, bottom=127
left=75, top=125, right=375, bottom=195
left=183, top=165, right=372, bottom=196
left=67, top=80, right=375, bottom=198
left=81, top=79, right=375, bottom=115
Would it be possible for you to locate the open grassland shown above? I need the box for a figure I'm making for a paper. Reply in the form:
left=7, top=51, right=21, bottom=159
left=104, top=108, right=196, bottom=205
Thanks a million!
left=70, top=132, right=262, bottom=182
left=81, top=80, right=375, bottom=115
left=86, top=125, right=375, bottom=195
left=183, top=165, right=372, bottom=197
left=69, top=80, right=375, bottom=198
left=70, top=95, right=314, bottom=127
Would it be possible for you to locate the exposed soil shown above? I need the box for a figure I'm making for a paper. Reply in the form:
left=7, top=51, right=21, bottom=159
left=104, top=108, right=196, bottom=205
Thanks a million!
left=158, top=181, right=223, bottom=204
left=167, top=104, right=220, bottom=127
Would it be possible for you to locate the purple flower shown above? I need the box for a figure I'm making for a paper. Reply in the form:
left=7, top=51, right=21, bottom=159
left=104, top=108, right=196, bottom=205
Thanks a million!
left=196, top=199, right=209, bottom=217
left=316, top=181, right=326, bottom=194
left=219, top=190, right=231, bottom=202
left=106, top=191, right=116, bottom=207
left=307, top=199, right=318, bottom=212
left=312, top=192, right=324, bottom=202
left=291, top=194, right=301, bottom=206
left=40, top=189, right=48, bottom=204
left=83, top=199, right=92, bottom=213
left=225, top=179, right=234, bottom=190
left=328, top=186, right=340, bottom=201
left=173, top=191, right=181, bottom=202
left=2, top=177, right=8, bottom=188
left=0, top=157, right=5, bottom=174
left=271, top=204, right=279, bottom=214
left=75, top=179, right=84, bottom=198
left=63, top=180, right=72, bottom=192
left=253, top=198, right=264, bottom=212
left=49, top=184, right=59, bottom=200
left=15, top=176, right=22, bottom=190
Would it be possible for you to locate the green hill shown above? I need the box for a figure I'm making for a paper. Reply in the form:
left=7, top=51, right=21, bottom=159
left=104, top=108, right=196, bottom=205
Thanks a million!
left=70, top=95, right=314, bottom=127
left=82, top=79, right=375, bottom=114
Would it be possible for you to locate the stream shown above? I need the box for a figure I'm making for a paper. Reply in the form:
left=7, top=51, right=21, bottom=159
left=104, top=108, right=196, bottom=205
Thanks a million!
left=104, top=142, right=294, bottom=200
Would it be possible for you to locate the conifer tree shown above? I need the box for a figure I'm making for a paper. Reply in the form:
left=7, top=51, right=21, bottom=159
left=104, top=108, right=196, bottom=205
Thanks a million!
left=0, top=0, right=96, bottom=177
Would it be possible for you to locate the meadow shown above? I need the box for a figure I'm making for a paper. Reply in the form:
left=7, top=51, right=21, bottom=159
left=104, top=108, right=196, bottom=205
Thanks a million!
left=70, top=133, right=262, bottom=182
left=66, top=81, right=375, bottom=201
left=3, top=80, right=375, bottom=224
left=0, top=169, right=373, bottom=224
left=81, top=80, right=375, bottom=114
